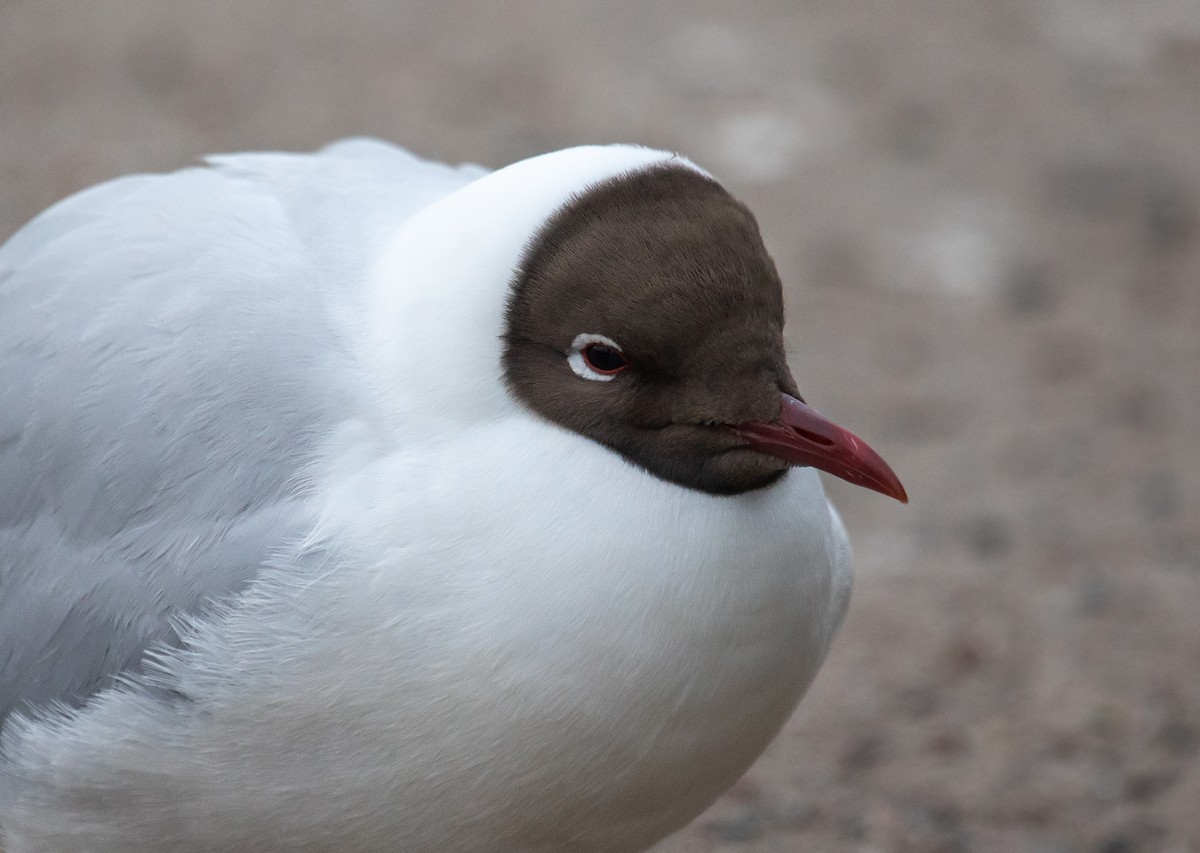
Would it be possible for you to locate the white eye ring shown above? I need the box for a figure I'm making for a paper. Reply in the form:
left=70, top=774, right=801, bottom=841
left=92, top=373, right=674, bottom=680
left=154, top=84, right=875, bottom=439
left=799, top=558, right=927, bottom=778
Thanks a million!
left=568, top=333, right=625, bottom=382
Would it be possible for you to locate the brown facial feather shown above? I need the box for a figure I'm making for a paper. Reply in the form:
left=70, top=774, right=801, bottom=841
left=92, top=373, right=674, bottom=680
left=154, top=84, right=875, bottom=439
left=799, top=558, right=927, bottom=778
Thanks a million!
left=503, top=164, right=801, bottom=495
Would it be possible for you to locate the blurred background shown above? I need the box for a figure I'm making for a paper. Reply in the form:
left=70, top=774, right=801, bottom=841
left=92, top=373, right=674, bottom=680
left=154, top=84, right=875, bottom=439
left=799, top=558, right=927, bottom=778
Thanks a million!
left=2, top=1, right=1197, bottom=850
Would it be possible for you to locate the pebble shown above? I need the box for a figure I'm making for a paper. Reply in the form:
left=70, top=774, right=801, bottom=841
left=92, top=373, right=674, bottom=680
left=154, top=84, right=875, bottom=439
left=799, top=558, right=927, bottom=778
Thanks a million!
left=840, top=733, right=887, bottom=773
left=703, top=808, right=766, bottom=843
left=1004, top=261, right=1054, bottom=317
left=1142, top=181, right=1196, bottom=253
left=967, top=513, right=1012, bottom=559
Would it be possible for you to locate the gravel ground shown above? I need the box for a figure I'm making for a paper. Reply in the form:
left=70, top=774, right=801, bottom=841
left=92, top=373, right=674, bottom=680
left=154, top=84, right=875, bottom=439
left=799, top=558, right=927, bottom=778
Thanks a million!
left=2, top=2, right=1197, bottom=851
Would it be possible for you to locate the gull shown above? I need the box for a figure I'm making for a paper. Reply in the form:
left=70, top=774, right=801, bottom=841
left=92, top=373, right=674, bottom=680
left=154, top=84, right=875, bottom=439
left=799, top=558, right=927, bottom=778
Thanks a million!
left=0, top=139, right=905, bottom=853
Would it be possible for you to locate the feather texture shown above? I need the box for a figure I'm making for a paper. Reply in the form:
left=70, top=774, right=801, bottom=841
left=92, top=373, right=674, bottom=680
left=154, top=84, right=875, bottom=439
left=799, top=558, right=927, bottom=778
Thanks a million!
left=0, top=140, right=852, bottom=853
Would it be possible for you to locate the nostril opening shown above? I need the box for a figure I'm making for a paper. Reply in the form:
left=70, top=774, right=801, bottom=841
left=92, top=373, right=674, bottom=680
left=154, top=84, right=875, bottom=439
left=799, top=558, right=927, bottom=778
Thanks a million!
left=791, top=426, right=836, bottom=448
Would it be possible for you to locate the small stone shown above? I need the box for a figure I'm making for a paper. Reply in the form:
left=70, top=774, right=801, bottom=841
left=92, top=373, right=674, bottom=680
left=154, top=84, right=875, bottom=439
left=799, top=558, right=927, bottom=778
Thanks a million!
left=1077, top=572, right=1111, bottom=617
left=1099, top=819, right=1167, bottom=850
left=840, top=733, right=887, bottom=773
left=1113, top=384, right=1168, bottom=431
left=1089, top=768, right=1125, bottom=803
left=1095, top=833, right=1135, bottom=853
left=1046, top=731, right=1082, bottom=760
left=897, top=684, right=938, bottom=718
left=1025, top=839, right=1070, bottom=853
left=704, top=808, right=766, bottom=843
left=1123, top=768, right=1177, bottom=802
left=1033, top=334, right=1092, bottom=384
left=836, top=807, right=867, bottom=840
left=1143, top=182, right=1197, bottom=253
left=905, top=803, right=971, bottom=853
left=967, top=514, right=1012, bottom=559
left=1137, top=470, right=1178, bottom=520
left=772, top=799, right=819, bottom=831
left=945, top=632, right=987, bottom=677
left=1156, top=535, right=1200, bottom=574
left=1155, top=718, right=1198, bottom=757
left=927, top=728, right=968, bottom=759
left=1004, top=262, right=1054, bottom=317
left=1043, top=161, right=1140, bottom=218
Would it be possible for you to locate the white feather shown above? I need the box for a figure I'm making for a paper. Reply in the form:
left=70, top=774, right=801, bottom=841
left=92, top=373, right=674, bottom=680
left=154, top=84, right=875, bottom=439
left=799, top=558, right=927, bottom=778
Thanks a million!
left=0, top=140, right=850, bottom=853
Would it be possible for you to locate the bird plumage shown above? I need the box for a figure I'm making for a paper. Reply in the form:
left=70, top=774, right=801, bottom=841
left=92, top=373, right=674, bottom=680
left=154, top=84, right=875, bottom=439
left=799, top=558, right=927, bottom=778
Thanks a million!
left=0, top=139, right=853, bottom=852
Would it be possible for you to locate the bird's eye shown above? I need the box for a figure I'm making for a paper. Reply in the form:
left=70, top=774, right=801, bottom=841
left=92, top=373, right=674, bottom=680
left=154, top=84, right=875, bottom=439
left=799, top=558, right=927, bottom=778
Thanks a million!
left=567, top=333, right=629, bottom=382
left=582, top=343, right=627, bottom=374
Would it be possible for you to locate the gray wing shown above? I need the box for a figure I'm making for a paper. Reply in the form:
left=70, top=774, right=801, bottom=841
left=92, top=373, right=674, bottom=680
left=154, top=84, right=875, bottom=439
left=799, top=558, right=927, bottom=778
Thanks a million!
left=0, top=139, right=483, bottom=728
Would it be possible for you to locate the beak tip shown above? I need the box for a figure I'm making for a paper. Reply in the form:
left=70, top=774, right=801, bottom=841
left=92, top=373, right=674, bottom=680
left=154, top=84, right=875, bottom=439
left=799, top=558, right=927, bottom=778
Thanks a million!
left=872, top=459, right=909, bottom=504
left=861, top=470, right=908, bottom=504
left=881, top=471, right=909, bottom=504
left=737, top=393, right=910, bottom=506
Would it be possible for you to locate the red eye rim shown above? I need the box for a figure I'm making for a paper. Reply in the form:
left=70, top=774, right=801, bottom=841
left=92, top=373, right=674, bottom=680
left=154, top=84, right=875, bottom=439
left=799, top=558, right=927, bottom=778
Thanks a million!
left=581, top=342, right=629, bottom=375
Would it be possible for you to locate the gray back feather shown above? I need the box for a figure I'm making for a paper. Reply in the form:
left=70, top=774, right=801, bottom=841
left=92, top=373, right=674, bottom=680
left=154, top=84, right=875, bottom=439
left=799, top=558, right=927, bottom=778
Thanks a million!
left=0, top=139, right=484, bottom=728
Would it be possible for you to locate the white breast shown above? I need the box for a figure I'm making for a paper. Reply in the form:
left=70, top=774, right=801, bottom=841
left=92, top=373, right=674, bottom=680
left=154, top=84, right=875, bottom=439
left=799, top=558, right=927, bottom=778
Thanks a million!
left=3, top=417, right=845, bottom=853
left=185, top=417, right=845, bottom=851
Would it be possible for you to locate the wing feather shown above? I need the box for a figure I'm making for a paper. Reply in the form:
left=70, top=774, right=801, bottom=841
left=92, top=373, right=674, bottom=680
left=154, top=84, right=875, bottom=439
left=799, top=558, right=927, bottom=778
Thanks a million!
left=0, top=140, right=483, bottom=726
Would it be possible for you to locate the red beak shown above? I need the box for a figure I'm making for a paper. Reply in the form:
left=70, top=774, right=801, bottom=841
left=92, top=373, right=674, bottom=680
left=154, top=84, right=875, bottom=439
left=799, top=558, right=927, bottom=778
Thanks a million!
left=730, top=393, right=908, bottom=503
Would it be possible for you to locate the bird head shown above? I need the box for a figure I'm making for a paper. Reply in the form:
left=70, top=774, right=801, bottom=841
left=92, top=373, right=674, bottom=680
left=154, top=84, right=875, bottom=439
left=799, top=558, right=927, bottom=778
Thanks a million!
left=502, top=161, right=906, bottom=501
